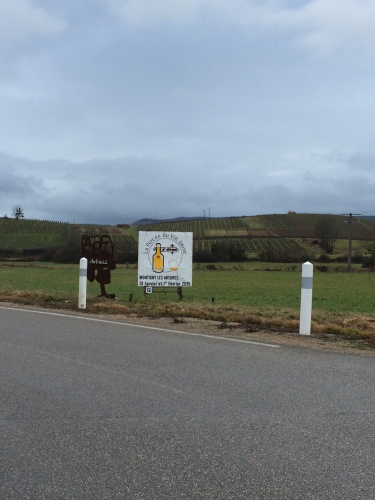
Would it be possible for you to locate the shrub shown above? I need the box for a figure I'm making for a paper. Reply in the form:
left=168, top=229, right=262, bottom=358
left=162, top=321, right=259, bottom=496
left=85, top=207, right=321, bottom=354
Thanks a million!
left=210, top=242, right=247, bottom=262
left=362, top=255, right=375, bottom=268
left=352, top=251, right=365, bottom=264
left=317, top=253, right=331, bottom=263
left=258, top=247, right=311, bottom=263
left=314, top=215, right=339, bottom=253
left=114, top=243, right=138, bottom=264
left=193, top=250, right=214, bottom=263
left=47, top=228, right=81, bottom=263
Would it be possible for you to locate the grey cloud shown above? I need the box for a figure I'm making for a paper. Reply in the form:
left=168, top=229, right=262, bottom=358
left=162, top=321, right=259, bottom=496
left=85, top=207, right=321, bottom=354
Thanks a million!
left=0, top=153, right=45, bottom=195
left=346, top=152, right=375, bottom=172
left=0, top=172, right=36, bottom=195
left=104, top=0, right=375, bottom=56
left=2, top=146, right=375, bottom=224
left=0, top=0, right=65, bottom=46
left=1, top=1, right=375, bottom=223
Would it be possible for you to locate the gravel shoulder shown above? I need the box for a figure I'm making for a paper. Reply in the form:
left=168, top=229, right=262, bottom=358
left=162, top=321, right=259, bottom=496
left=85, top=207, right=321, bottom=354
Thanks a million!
left=1, top=301, right=375, bottom=356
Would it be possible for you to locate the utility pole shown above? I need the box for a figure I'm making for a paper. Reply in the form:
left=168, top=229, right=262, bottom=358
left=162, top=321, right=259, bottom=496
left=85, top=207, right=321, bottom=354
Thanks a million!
left=342, top=213, right=362, bottom=271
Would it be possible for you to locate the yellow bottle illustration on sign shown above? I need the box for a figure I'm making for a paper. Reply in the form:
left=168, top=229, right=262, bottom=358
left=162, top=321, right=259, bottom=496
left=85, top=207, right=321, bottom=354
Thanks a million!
left=152, top=243, right=164, bottom=273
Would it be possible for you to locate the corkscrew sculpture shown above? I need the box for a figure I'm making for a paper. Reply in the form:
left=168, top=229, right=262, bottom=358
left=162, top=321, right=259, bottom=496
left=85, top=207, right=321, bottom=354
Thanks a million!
left=81, top=231, right=116, bottom=297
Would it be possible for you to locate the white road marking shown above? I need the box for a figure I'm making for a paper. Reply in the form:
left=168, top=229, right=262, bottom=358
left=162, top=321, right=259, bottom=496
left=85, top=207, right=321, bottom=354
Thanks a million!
left=0, top=306, right=280, bottom=348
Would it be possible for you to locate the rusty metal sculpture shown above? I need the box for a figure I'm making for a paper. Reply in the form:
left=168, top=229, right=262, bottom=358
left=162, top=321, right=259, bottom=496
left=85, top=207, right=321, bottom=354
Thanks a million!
left=81, top=231, right=116, bottom=297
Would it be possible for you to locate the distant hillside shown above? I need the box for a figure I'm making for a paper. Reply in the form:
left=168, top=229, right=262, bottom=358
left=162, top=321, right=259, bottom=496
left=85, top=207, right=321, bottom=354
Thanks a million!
left=138, top=213, right=375, bottom=240
left=132, top=218, right=164, bottom=226
left=2, top=213, right=375, bottom=259
left=133, top=216, right=208, bottom=226
left=0, top=218, right=69, bottom=251
left=137, top=213, right=375, bottom=258
left=0, top=218, right=137, bottom=252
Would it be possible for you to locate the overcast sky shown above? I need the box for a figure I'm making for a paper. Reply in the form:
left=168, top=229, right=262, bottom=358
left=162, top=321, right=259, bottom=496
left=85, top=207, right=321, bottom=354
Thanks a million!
left=1, top=0, right=375, bottom=224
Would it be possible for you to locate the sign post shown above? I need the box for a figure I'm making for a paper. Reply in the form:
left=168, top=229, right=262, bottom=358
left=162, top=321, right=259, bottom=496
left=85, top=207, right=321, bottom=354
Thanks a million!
left=299, top=261, right=313, bottom=335
left=78, top=257, right=87, bottom=309
left=138, top=231, right=193, bottom=294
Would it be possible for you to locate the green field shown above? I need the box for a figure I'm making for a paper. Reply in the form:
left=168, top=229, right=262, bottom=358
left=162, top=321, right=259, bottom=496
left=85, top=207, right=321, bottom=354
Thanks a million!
left=1, top=213, right=375, bottom=343
left=0, top=262, right=373, bottom=314
left=2, top=261, right=375, bottom=343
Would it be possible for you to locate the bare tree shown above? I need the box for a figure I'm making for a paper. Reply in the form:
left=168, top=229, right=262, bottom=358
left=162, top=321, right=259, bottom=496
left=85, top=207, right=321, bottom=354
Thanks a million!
left=314, top=215, right=338, bottom=253
left=12, top=205, right=25, bottom=219
left=360, top=233, right=375, bottom=255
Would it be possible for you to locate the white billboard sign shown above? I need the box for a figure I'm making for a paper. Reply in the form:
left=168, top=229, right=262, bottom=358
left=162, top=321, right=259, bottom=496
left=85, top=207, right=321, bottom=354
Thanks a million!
left=138, top=231, right=193, bottom=287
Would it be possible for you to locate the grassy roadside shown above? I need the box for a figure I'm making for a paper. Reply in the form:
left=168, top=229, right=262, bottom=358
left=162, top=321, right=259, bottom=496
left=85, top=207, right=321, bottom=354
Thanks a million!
left=1, top=262, right=375, bottom=347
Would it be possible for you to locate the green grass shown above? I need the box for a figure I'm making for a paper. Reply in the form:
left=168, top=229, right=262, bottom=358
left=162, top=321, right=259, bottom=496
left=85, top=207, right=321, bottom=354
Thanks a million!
left=1, top=262, right=374, bottom=314
left=0, top=263, right=78, bottom=298
left=3, top=261, right=375, bottom=344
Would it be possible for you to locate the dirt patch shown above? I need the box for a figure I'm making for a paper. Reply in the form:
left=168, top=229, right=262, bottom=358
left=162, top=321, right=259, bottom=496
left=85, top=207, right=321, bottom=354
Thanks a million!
left=1, top=301, right=374, bottom=356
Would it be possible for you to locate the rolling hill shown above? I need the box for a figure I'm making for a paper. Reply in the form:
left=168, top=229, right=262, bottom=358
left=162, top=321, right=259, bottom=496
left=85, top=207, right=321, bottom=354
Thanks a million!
left=1, top=213, right=374, bottom=259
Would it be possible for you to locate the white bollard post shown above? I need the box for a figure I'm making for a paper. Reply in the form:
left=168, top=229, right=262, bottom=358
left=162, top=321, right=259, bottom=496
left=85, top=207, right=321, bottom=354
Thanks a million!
left=78, top=257, right=87, bottom=309
left=299, top=261, right=313, bottom=335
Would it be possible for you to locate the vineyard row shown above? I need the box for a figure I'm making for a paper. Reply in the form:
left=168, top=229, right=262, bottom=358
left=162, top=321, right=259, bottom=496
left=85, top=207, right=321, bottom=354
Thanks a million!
left=193, top=238, right=305, bottom=255
left=140, top=217, right=248, bottom=234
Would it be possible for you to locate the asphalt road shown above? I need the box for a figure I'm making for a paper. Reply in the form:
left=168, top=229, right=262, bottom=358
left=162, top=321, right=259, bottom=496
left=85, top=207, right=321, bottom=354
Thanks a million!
left=1, top=306, right=374, bottom=499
